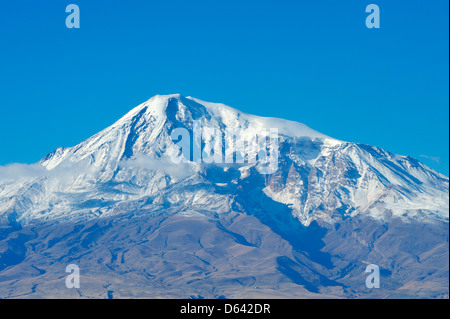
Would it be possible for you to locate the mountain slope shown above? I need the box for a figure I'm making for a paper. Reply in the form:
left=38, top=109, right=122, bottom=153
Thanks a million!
left=0, top=94, right=448, bottom=298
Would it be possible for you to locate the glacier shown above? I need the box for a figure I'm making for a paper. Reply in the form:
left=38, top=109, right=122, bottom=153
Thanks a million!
left=0, top=94, right=448, bottom=298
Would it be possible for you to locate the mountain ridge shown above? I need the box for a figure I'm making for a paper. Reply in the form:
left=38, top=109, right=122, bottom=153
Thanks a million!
left=0, top=94, right=448, bottom=226
left=0, top=94, right=448, bottom=298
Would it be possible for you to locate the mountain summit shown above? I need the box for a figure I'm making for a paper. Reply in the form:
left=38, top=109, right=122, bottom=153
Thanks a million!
left=0, top=94, right=448, bottom=298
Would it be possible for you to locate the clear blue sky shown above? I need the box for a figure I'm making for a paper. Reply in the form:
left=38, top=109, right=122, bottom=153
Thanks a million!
left=0, top=0, right=448, bottom=175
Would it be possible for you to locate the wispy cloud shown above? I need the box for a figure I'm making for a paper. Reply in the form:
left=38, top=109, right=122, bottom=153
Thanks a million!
left=0, top=160, right=97, bottom=187
left=0, top=156, right=196, bottom=185
left=419, top=155, right=440, bottom=164
left=119, top=155, right=199, bottom=180
left=0, top=163, right=48, bottom=180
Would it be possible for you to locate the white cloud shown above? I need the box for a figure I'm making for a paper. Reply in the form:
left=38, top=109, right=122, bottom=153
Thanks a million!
left=119, top=155, right=199, bottom=180
left=0, top=159, right=97, bottom=187
left=0, top=163, right=48, bottom=181
left=419, top=155, right=440, bottom=164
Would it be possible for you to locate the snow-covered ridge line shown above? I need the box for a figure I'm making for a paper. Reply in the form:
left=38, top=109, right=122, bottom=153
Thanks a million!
left=0, top=94, right=448, bottom=226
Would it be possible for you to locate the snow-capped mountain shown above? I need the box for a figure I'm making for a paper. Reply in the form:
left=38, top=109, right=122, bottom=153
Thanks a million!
left=0, top=94, right=448, bottom=298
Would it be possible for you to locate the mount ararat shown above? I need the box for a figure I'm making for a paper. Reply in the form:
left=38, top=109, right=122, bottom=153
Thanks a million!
left=0, top=94, right=448, bottom=298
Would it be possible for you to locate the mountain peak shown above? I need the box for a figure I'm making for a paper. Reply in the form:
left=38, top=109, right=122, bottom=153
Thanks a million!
left=41, top=94, right=343, bottom=174
left=121, top=93, right=182, bottom=120
left=144, top=93, right=183, bottom=108
left=1, top=94, right=448, bottom=299
left=0, top=93, right=448, bottom=227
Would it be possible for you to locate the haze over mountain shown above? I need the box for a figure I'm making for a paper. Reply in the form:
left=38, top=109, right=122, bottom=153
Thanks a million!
left=0, top=94, right=448, bottom=298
